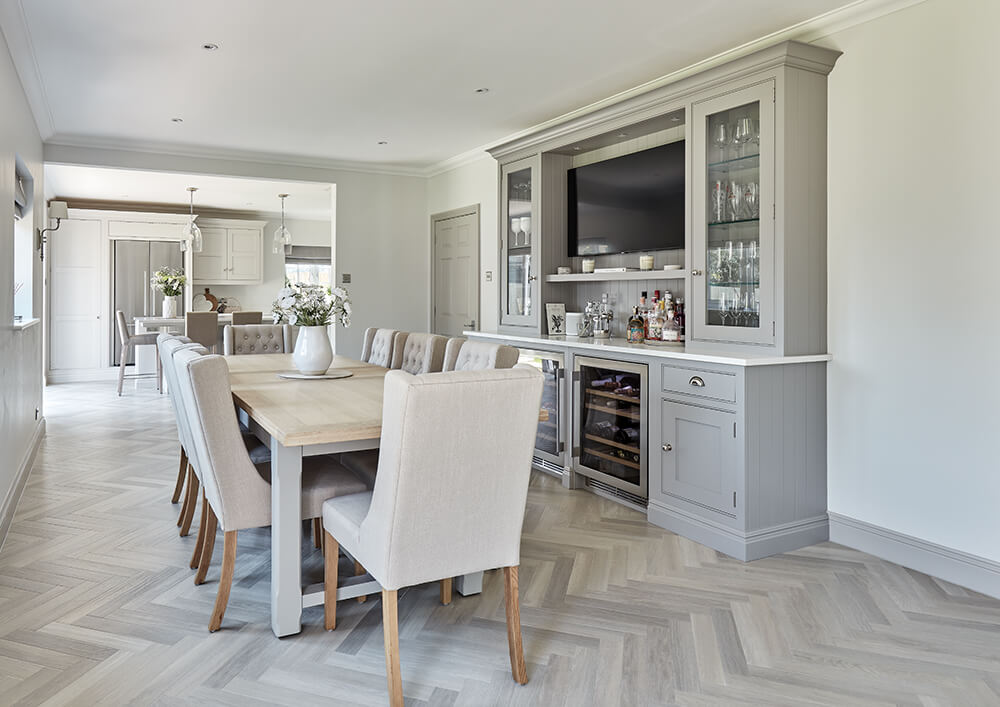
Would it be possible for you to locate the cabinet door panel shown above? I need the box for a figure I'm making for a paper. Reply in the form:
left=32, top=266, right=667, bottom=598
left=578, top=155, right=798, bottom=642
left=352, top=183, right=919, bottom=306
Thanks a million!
left=499, top=155, right=540, bottom=329
left=192, top=227, right=227, bottom=282
left=660, top=400, right=739, bottom=516
left=228, top=228, right=261, bottom=282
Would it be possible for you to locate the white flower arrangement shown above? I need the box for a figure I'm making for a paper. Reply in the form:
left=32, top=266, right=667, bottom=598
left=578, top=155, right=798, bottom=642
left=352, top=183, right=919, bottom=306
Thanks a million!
left=150, top=267, right=187, bottom=297
left=272, top=281, right=351, bottom=328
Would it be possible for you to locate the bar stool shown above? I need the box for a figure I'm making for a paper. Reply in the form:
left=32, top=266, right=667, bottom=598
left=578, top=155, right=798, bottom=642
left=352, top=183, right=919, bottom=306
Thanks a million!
left=186, top=311, right=219, bottom=352
left=115, top=310, right=162, bottom=396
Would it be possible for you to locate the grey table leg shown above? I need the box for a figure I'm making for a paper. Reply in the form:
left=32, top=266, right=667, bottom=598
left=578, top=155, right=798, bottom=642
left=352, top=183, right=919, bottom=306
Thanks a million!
left=270, top=440, right=303, bottom=637
left=455, top=571, right=484, bottom=596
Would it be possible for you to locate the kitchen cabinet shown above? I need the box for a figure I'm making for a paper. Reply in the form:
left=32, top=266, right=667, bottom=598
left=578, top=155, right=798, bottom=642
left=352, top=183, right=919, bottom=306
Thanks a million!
left=192, top=221, right=264, bottom=284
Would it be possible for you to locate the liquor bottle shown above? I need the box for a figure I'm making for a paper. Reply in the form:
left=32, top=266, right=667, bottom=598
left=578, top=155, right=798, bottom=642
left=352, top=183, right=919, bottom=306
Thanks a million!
left=675, top=298, right=686, bottom=342
left=662, top=297, right=680, bottom=342
left=648, top=295, right=664, bottom=341
left=626, top=306, right=645, bottom=343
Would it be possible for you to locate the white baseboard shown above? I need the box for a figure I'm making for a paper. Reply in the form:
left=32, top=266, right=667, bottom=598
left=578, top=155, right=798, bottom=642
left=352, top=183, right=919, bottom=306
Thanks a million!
left=829, top=512, right=1000, bottom=600
left=47, top=368, right=118, bottom=383
left=0, top=418, right=45, bottom=550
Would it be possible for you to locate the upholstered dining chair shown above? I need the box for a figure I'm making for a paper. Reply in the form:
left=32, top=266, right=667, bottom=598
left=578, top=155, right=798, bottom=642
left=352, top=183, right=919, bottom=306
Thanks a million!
left=173, top=348, right=372, bottom=631
left=222, top=324, right=294, bottom=355
left=360, top=327, right=397, bottom=367
left=341, top=338, right=519, bottom=486
left=185, top=311, right=219, bottom=352
left=390, top=332, right=447, bottom=374
left=321, top=367, right=543, bottom=706
left=231, top=311, right=263, bottom=325
left=443, top=339, right=520, bottom=372
left=115, top=310, right=162, bottom=396
left=156, top=333, right=194, bottom=504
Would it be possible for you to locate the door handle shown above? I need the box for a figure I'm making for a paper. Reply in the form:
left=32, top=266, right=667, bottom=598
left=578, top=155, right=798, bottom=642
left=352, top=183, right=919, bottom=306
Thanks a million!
left=463, top=320, right=476, bottom=330
left=691, top=269, right=702, bottom=276
left=689, top=376, right=705, bottom=387
left=662, top=444, right=672, bottom=452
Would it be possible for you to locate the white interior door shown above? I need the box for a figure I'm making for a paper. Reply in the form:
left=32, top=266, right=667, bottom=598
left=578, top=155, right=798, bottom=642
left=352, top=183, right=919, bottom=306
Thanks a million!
left=50, top=219, right=103, bottom=370
left=433, top=211, right=478, bottom=337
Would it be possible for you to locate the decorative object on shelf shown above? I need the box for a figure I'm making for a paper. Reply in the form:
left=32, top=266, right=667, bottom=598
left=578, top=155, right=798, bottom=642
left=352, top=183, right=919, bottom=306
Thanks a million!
left=545, top=303, right=566, bottom=335
left=192, top=287, right=219, bottom=312
left=565, top=312, right=583, bottom=337
left=273, top=193, right=292, bottom=254
left=556, top=266, right=571, bottom=275
left=271, top=281, right=351, bottom=375
left=585, top=293, right=614, bottom=339
left=663, top=264, right=682, bottom=270
left=216, top=296, right=241, bottom=313
left=639, top=255, right=654, bottom=271
left=582, top=258, right=595, bottom=274
left=184, top=187, right=203, bottom=253
left=150, top=266, right=186, bottom=318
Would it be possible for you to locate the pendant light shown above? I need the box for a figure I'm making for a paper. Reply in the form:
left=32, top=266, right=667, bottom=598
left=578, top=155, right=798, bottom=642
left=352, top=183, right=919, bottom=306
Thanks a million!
left=186, top=187, right=203, bottom=253
left=273, top=193, right=292, bottom=254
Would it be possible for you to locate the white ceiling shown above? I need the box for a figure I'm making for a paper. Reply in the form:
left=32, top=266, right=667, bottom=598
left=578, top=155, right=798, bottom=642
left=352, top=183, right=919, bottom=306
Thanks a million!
left=1, top=0, right=854, bottom=170
left=45, top=165, right=333, bottom=220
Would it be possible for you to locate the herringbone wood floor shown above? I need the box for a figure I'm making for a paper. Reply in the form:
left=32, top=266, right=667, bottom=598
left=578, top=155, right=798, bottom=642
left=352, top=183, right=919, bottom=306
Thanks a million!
left=1, top=381, right=999, bottom=706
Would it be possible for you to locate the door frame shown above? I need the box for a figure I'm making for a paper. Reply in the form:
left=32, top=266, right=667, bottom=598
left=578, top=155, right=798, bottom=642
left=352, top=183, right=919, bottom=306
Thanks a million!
left=429, top=205, right=480, bottom=335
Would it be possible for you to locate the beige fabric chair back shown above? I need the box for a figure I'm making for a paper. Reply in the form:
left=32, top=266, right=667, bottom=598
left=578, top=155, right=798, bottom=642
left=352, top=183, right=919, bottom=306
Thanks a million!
left=448, top=340, right=519, bottom=372
left=358, top=367, right=543, bottom=590
left=223, top=324, right=292, bottom=355
left=115, top=310, right=131, bottom=346
left=361, top=327, right=397, bottom=367
left=157, top=334, right=206, bottom=463
left=442, top=337, right=466, bottom=372
left=390, top=332, right=447, bottom=374
left=231, top=311, right=263, bottom=325
left=173, top=349, right=271, bottom=532
left=186, top=311, right=219, bottom=350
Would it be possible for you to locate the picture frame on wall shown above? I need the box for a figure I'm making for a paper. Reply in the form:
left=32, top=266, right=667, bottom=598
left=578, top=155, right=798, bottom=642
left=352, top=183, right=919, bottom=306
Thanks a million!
left=546, top=303, right=566, bottom=335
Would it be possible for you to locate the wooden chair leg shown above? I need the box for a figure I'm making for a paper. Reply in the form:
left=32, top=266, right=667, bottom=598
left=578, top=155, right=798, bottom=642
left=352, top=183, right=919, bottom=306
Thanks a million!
left=117, top=344, right=128, bottom=396
left=312, top=518, right=322, bottom=549
left=440, top=577, right=452, bottom=606
left=382, top=589, right=403, bottom=707
left=323, top=531, right=339, bottom=630
left=195, top=505, right=218, bottom=585
left=171, top=446, right=187, bottom=503
left=179, top=466, right=199, bottom=537
left=355, top=560, right=367, bottom=603
left=176, top=464, right=192, bottom=527
left=208, top=530, right=237, bottom=632
left=190, top=490, right=208, bottom=569
left=503, top=566, right=528, bottom=685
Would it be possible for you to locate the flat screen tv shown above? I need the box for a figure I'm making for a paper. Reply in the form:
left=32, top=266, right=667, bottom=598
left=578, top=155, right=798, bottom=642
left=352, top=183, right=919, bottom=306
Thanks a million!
left=567, top=141, right=685, bottom=256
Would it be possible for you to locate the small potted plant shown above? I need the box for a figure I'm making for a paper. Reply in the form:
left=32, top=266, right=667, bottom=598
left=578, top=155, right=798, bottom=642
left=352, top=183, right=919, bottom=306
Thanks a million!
left=151, top=267, right=187, bottom=318
left=271, top=282, right=351, bottom=375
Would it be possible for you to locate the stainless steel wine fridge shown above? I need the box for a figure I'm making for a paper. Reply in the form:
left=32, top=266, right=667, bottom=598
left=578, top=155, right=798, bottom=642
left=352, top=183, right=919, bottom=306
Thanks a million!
left=573, top=356, right=648, bottom=505
left=517, top=349, right=566, bottom=477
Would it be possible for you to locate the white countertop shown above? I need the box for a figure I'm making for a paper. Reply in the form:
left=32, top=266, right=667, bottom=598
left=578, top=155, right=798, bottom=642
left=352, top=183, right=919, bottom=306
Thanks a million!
left=136, top=314, right=234, bottom=328
left=465, top=331, right=831, bottom=367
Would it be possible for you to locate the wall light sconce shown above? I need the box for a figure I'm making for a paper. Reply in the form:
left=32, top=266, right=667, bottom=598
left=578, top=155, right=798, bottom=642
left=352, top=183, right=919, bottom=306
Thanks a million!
left=36, top=200, right=68, bottom=262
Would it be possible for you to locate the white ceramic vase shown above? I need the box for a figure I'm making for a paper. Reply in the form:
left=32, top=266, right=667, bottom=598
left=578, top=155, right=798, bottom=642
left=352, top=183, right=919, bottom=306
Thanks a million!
left=293, top=325, right=333, bottom=376
left=162, top=296, right=178, bottom=318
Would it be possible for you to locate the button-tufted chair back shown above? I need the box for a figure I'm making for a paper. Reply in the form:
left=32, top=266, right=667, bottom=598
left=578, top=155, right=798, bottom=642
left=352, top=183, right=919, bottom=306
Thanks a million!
left=223, top=324, right=294, bottom=355
left=361, top=327, right=397, bottom=367
left=442, top=337, right=466, bottom=371
left=391, top=332, right=447, bottom=374
left=446, top=340, right=520, bottom=372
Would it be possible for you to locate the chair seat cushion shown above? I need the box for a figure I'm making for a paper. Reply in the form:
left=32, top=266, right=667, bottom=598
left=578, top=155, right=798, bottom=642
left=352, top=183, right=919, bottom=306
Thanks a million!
left=339, top=449, right=378, bottom=487
left=322, top=491, right=373, bottom=559
left=255, top=457, right=369, bottom=520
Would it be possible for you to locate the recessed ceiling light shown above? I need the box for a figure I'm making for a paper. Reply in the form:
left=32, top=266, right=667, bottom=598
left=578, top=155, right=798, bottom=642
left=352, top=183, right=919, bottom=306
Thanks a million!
left=202, top=43, right=219, bottom=51
left=670, top=115, right=681, bottom=122
left=474, top=87, right=490, bottom=94
left=615, top=132, right=628, bottom=138
left=572, top=146, right=582, bottom=151
left=171, top=117, right=183, bottom=123
left=377, top=140, right=388, bottom=145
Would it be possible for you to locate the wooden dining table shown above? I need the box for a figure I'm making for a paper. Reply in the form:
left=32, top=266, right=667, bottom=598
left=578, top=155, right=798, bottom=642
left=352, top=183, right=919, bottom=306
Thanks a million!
left=225, top=353, right=483, bottom=637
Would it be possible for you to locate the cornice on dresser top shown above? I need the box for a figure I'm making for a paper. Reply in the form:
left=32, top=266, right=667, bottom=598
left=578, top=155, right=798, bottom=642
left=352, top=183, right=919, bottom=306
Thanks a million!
left=465, top=331, right=831, bottom=367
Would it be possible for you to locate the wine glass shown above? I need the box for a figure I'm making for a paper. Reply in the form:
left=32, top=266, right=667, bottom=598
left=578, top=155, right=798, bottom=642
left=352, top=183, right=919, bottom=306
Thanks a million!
left=733, top=240, right=745, bottom=281
left=727, top=181, right=742, bottom=222
left=734, top=117, right=753, bottom=157
left=718, top=290, right=731, bottom=327
left=746, top=240, right=759, bottom=284
left=712, top=122, right=729, bottom=161
left=519, top=216, right=531, bottom=246
left=510, top=217, right=522, bottom=247
left=743, top=182, right=759, bottom=219
left=711, top=180, right=725, bottom=223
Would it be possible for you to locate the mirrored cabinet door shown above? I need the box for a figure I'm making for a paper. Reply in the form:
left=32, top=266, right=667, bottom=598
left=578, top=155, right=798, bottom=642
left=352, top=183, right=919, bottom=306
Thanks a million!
left=691, top=82, right=775, bottom=346
left=500, top=155, right=540, bottom=328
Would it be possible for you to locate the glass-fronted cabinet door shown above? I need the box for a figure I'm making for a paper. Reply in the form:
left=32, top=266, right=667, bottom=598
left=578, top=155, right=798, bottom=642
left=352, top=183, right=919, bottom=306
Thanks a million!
left=691, top=82, right=775, bottom=345
left=500, top=154, right=540, bottom=328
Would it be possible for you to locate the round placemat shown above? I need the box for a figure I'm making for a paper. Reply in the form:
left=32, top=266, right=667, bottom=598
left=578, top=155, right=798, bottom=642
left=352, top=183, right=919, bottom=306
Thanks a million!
left=277, top=370, right=354, bottom=381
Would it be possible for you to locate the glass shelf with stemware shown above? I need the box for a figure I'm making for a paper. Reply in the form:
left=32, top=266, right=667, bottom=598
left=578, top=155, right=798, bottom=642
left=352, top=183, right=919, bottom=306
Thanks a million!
left=707, top=153, right=760, bottom=172
left=709, top=281, right=760, bottom=287
left=708, top=218, right=759, bottom=228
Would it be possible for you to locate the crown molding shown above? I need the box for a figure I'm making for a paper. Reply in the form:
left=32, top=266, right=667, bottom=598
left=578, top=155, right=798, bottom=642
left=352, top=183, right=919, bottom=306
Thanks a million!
left=43, top=134, right=429, bottom=179
left=0, top=0, right=55, bottom=139
left=422, top=147, right=495, bottom=178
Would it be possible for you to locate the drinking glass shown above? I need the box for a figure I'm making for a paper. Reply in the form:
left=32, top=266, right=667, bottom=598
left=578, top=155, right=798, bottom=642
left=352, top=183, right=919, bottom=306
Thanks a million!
left=510, top=217, right=522, bottom=247
left=727, top=181, right=742, bottom=222
left=743, top=182, right=759, bottom=219
left=734, top=117, right=753, bottom=157
left=712, top=122, right=729, bottom=161
left=734, top=241, right=745, bottom=281
left=520, top=216, right=531, bottom=240
left=711, top=180, right=725, bottom=223
left=746, top=240, right=759, bottom=283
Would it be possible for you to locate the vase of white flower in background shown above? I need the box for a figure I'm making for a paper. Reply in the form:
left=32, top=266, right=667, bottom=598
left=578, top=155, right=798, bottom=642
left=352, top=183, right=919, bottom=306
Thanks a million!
left=151, top=267, right=187, bottom=319
left=271, top=282, right=351, bottom=375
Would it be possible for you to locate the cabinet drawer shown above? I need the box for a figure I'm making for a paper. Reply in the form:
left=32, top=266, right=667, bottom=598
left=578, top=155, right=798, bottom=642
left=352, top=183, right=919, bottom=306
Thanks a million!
left=661, top=364, right=736, bottom=403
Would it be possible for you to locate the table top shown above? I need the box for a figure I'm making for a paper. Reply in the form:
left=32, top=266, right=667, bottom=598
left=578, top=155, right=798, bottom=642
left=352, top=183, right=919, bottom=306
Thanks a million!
left=136, top=314, right=234, bottom=327
left=226, top=354, right=387, bottom=448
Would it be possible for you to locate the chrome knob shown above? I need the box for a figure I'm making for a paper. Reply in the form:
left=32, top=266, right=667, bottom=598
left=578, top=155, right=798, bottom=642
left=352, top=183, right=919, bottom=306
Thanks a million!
left=528, top=275, right=537, bottom=282
left=691, top=269, right=702, bottom=276
left=662, top=444, right=672, bottom=452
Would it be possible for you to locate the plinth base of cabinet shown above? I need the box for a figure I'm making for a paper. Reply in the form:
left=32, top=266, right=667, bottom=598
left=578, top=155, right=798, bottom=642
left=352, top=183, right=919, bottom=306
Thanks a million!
left=647, top=500, right=829, bottom=561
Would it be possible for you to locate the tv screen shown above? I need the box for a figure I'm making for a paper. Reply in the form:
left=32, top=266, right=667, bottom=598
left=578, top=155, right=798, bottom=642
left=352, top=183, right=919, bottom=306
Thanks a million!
left=567, top=141, right=685, bottom=256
